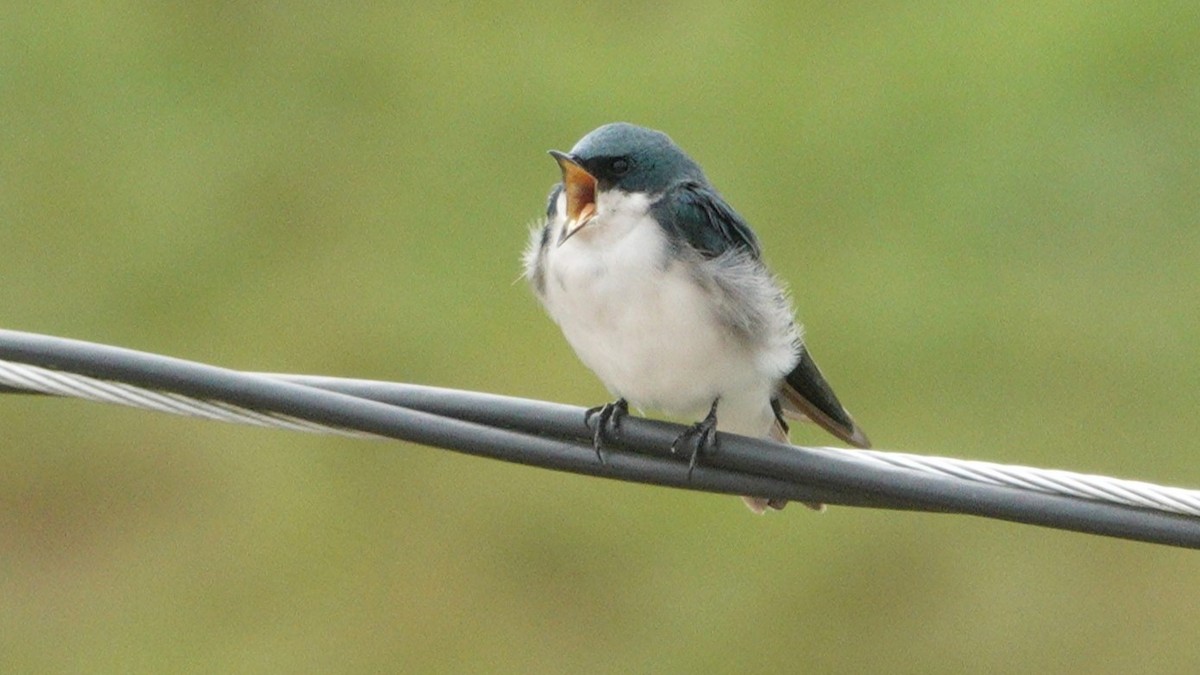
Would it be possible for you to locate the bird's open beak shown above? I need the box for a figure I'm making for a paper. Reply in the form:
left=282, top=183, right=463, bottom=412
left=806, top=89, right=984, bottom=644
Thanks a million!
left=549, top=150, right=598, bottom=245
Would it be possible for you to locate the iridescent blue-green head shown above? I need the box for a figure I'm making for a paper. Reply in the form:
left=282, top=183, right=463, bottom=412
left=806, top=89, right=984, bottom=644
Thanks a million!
left=549, top=123, right=709, bottom=242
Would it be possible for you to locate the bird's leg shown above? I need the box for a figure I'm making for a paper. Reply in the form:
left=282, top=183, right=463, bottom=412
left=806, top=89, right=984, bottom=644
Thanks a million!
left=770, top=397, right=789, bottom=435
left=672, top=397, right=720, bottom=479
left=583, top=398, right=628, bottom=465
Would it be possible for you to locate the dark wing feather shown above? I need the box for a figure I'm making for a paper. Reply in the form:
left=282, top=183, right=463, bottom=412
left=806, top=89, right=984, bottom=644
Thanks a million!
left=780, top=345, right=871, bottom=448
left=650, top=182, right=763, bottom=260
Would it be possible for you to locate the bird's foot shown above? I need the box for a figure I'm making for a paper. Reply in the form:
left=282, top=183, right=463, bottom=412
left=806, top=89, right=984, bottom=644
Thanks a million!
left=672, top=398, right=720, bottom=479
left=583, top=398, right=628, bottom=465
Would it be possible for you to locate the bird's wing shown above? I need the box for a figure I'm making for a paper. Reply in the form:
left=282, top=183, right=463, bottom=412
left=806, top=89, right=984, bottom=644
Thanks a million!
left=655, top=182, right=870, bottom=449
left=650, top=182, right=763, bottom=260
left=779, top=345, right=871, bottom=448
left=545, top=183, right=563, bottom=218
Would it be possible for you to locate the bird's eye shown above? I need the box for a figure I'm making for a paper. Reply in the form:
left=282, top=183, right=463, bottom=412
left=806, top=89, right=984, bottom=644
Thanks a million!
left=610, top=158, right=630, bottom=175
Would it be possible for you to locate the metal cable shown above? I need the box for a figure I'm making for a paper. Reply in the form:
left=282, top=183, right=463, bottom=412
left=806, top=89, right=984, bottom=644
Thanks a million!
left=2, top=328, right=1199, bottom=548
left=266, top=375, right=1200, bottom=518
left=0, top=360, right=374, bottom=437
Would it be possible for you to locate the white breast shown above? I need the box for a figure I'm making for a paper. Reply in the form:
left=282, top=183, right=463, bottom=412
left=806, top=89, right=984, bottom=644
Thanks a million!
left=533, top=190, right=787, bottom=437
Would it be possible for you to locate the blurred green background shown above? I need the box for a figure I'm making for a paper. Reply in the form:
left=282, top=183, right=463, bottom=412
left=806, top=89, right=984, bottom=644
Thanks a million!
left=2, top=1, right=1199, bottom=672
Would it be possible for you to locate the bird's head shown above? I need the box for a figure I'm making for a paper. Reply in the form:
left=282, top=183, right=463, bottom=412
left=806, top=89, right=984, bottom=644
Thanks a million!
left=549, top=123, right=706, bottom=245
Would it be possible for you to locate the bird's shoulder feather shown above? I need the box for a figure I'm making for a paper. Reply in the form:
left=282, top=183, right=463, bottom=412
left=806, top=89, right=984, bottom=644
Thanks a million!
left=650, top=181, right=762, bottom=260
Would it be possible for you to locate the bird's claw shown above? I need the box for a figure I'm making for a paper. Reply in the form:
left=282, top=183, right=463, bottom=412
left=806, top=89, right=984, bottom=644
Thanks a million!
left=672, top=398, right=720, bottom=480
left=584, top=398, right=628, bottom=465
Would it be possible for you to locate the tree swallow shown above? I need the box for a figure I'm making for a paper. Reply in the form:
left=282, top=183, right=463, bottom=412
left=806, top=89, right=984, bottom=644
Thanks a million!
left=523, top=122, right=869, bottom=513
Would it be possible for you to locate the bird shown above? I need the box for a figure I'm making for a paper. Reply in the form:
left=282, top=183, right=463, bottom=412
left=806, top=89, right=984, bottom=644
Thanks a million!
left=523, top=122, right=869, bottom=513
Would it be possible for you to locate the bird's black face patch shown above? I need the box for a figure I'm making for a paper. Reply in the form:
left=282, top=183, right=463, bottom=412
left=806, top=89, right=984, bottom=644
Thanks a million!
left=583, top=155, right=637, bottom=190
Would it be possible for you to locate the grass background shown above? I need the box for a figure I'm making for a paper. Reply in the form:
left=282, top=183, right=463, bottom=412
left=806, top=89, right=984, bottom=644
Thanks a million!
left=2, top=2, right=1199, bottom=672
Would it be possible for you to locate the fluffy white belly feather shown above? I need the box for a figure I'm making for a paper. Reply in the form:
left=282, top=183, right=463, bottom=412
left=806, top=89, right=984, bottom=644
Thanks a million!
left=538, top=207, right=779, bottom=437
